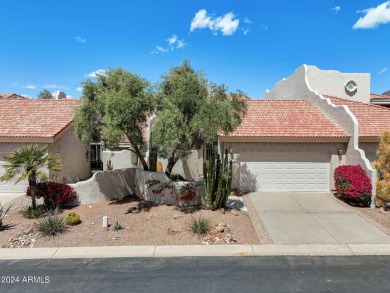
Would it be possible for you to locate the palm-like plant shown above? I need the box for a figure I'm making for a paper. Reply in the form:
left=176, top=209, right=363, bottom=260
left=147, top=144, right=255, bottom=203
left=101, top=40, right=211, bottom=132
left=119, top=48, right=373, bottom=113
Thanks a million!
left=0, top=145, right=62, bottom=210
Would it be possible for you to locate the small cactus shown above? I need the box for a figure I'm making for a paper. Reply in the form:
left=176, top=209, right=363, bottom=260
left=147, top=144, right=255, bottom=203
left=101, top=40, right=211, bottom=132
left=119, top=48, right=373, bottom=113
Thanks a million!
left=114, top=220, right=123, bottom=231
left=65, top=212, right=81, bottom=226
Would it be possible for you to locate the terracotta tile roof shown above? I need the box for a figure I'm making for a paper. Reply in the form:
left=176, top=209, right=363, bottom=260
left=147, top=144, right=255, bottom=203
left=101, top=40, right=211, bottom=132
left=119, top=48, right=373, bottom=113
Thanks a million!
left=0, top=99, right=78, bottom=138
left=370, top=93, right=390, bottom=101
left=225, top=100, right=348, bottom=138
left=325, top=95, right=390, bottom=137
left=0, top=93, right=29, bottom=100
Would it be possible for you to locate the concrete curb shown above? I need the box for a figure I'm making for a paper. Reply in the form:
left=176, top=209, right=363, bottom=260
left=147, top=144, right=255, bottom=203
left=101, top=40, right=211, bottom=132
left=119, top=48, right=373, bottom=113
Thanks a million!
left=2, top=244, right=390, bottom=259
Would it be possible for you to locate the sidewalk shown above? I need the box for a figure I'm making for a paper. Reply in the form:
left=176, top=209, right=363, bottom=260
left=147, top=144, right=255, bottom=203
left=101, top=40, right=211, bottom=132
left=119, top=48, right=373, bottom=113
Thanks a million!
left=1, top=244, right=390, bottom=260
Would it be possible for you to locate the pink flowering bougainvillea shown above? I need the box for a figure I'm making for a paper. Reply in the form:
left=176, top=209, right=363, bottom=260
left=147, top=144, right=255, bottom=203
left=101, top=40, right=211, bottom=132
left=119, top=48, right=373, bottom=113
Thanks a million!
left=334, top=165, right=372, bottom=206
left=26, top=182, right=77, bottom=208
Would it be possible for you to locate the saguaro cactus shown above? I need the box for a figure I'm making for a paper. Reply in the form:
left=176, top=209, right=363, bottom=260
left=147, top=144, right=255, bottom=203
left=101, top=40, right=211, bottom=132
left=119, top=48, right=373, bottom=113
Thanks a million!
left=203, top=148, right=233, bottom=210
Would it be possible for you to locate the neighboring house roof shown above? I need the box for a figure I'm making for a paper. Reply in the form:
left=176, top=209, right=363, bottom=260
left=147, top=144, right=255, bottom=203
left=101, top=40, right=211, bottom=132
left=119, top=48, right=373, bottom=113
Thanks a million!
left=0, top=93, right=29, bottom=100
left=325, top=95, right=390, bottom=138
left=225, top=100, right=348, bottom=138
left=370, top=93, right=390, bottom=101
left=0, top=99, right=78, bottom=138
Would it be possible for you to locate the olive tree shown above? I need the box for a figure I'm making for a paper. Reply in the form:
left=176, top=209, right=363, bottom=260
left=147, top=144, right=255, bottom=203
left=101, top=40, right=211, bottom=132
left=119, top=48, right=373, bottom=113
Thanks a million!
left=152, top=60, right=247, bottom=177
left=74, top=68, right=155, bottom=170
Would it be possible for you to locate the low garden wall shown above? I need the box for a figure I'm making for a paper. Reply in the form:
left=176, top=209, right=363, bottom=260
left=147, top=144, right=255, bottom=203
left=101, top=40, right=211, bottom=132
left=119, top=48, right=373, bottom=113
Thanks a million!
left=70, top=168, right=204, bottom=206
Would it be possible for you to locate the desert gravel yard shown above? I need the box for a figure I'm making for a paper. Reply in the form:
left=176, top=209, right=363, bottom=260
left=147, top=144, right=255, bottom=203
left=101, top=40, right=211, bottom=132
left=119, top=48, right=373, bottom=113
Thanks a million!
left=0, top=195, right=260, bottom=248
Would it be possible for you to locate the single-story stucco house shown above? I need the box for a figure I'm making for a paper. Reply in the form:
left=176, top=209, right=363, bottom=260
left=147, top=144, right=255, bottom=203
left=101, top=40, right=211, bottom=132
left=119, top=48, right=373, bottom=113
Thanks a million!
left=0, top=98, right=90, bottom=193
left=219, top=65, right=390, bottom=194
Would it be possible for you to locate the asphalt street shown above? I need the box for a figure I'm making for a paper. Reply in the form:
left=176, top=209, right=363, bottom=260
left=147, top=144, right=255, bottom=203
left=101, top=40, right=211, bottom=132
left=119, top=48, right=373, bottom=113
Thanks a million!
left=1, top=256, right=390, bottom=292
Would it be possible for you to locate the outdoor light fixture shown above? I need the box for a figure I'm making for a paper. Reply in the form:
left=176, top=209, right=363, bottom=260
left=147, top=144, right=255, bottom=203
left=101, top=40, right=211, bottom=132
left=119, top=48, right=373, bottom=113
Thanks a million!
left=103, top=216, right=108, bottom=229
left=229, top=147, right=234, bottom=160
left=338, top=149, right=343, bottom=161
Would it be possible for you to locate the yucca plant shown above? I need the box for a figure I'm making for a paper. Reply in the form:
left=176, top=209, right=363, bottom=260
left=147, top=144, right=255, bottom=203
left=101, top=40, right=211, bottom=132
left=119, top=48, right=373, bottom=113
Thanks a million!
left=0, top=145, right=62, bottom=210
left=188, top=216, right=211, bottom=236
left=0, top=204, right=12, bottom=229
left=35, top=208, right=66, bottom=236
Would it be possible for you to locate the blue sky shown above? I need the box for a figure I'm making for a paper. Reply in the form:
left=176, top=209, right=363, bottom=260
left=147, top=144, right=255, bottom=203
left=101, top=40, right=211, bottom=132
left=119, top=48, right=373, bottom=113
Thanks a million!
left=1, top=0, right=390, bottom=99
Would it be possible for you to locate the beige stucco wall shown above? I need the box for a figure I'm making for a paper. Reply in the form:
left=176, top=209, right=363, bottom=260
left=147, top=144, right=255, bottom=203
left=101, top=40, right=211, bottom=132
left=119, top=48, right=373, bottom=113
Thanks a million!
left=265, top=65, right=377, bottom=199
left=159, top=150, right=203, bottom=179
left=102, top=149, right=137, bottom=171
left=0, top=143, right=45, bottom=159
left=49, top=125, right=90, bottom=183
left=102, top=148, right=202, bottom=179
left=359, top=142, right=379, bottom=163
left=219, top=142, right=346, bottom=190
left=306, top=66, right=370, bottom=104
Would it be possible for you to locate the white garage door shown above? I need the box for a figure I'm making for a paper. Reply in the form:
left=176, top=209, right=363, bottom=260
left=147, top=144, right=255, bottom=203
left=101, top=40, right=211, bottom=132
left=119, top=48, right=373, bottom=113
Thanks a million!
left=240, top=153, right=330, bottom=192
left=0, top=161, right=29, bottom=193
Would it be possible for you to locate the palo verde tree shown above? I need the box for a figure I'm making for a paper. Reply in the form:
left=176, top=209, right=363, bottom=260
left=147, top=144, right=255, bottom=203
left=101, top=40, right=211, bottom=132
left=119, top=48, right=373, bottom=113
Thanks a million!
left=74, top=68, right=155, bottom=170
left=152, top=60, right=248, bottom=177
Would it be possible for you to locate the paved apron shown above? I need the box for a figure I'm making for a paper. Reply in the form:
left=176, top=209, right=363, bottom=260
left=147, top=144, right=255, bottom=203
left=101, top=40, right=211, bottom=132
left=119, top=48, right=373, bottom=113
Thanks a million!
left=249, top=192, right=390, bottom=244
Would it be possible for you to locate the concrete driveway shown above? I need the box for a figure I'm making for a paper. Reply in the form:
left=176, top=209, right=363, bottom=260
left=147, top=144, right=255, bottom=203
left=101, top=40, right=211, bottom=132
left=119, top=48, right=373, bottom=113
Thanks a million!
left=0, top=193, right=35, bottom=209
left=249, top=192, right=390, bottom=244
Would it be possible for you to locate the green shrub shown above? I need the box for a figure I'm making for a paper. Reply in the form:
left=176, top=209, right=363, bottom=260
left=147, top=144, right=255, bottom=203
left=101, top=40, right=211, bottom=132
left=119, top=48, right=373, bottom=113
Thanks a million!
left=188, top=216, right=211, bottom=236
left=35, top=209, right=66, bottom=236
left=65, top=213, right=81, bottom=226
left=0, top=204, right=12, bottom=229
left=169, top=173, right=185, bottom=181
left=20, top=205, right=45, bottom=219
left=114, top=220, right=122, bottom=231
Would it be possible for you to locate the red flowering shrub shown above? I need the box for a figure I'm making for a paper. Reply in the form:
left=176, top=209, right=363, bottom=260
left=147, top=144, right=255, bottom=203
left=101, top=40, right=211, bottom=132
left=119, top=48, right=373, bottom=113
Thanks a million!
left=334, top=165, right=372, bottom=206
left=26, top=182, right=77, bottom=208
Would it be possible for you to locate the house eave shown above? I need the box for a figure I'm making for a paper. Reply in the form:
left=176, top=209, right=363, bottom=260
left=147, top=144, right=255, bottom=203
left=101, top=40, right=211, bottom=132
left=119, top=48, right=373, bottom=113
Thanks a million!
left=0, top=137, right=54, bottom=143
left=218, top=136, right=350, bottom=143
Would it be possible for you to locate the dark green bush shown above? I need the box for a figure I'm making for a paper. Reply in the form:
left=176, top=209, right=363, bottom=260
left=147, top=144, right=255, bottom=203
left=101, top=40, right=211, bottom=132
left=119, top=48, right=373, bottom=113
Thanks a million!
left=169, top=173, right=186, bottom=181
left=20, top=205, right=45, bottom=219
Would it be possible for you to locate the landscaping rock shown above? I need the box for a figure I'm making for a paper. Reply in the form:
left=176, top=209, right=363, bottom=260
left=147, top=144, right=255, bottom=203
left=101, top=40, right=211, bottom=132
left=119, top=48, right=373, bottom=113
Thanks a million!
left=230, top=209, right=239, bottom=216
left=215, top=226, right=225, bottom=233
left=167, top=228, right=180, bottom=235
left=219, top=208, right=225, bottom=214
left=125, top=207, right=136, bottom=214
left=7, top=230, right=37, bottom=248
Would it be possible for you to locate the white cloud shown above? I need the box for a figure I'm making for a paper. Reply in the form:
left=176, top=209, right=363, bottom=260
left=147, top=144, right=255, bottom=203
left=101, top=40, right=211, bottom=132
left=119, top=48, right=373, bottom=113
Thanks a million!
left=22, top=84, right=37, bottom=89
left=379, top=67, right=388, bottom=74
left=87, top=69, right=107, bottom=78
left=11, top=82, right=19, bottom=87
left=76, top=86, right=83, bottom=92
left=43, top=84, right=69, bottom=90
left=190, top=9, right=240, bottom=36
left=152, top=35, right=187, bottom=54
left=21, top=94, right=31, bottom=98
left=353, top=1, right=390, bottom=29
left=243, top=29, right=250, bottom=36
left=260, top=25, right=269, bottom=30
left=167, top=34, right=178, bottom=45
left=75, top=36, right=86, bottom=43
left=151, top=46, right=169, bottom=54
left=331, top=6, right=341, bottom=14
left=244, top=17, right=252, bottom=24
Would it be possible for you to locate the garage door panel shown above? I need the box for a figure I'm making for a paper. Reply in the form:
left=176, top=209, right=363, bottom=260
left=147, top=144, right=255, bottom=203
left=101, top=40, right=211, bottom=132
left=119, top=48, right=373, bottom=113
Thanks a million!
left=0, top=161, right=29, bottom=193
left=240, top=153, right=330, bottom=192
